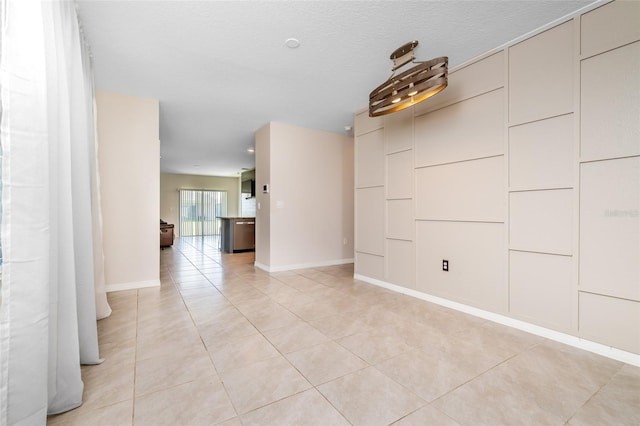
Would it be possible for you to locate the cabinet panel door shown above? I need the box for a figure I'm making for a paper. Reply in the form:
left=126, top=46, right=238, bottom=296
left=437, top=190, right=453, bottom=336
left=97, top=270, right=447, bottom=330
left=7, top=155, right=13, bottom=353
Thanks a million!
left=414, top=51, right=504, bottom=116
left=355, top=252, right=384, bottom=280
left=384, top=108, right=413, bottom=154
left=579, top=292, right=640, bottom=354
left=416, top=156, right=504, bottom=222
left=415, top=89, right=504, bottom=168
left=356, top=187, right=384, bottom=255
left=510, top=251, right=573, bottom=332
left=581, top=42, right=640, bottom=161
left=416, top=221, right=506, bottom=312
left=509, top=22, right=573, bottom=125
left=387, top=199, right=413, bottom=241
left=387, top=150, right=413, bottom=200
left=354, top=110, right=383, bottom=136
left=386, top=239, right=415, bottom=289
left=581, top=0, right=640, bottom=58
left=580, top=157, right=640, bottom=301
left=509, top=114, right=574, bottom=191
left=510, top=189, right=573, bottom=255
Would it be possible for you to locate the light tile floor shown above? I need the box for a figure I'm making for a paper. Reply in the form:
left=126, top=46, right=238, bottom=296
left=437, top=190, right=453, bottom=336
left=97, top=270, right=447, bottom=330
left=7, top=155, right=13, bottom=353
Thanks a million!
left=48, top=236, right=640, bottom=425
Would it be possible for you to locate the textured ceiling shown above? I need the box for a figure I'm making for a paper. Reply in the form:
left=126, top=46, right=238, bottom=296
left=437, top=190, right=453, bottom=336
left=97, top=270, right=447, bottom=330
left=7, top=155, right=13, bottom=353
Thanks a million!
left=75, top=0, right=594, bottom=177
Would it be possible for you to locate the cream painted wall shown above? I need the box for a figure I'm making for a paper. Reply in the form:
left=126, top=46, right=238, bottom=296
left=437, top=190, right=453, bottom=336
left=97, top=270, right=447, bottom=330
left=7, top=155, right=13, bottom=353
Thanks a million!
left=255, top=124, right=271, bottom=267
left=160, top=173, right=240, bottom=236
left=255, top=122, right=354, bottom=271
left=96, top=91, right=160, bottom=290
left=354, top=1, right=640, bottom=357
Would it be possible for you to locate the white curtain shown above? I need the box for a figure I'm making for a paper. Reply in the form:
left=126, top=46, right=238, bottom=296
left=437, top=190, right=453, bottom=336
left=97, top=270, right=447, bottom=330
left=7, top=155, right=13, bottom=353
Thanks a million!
left=0, top=0, right=110, bottom=423
left=89, top=59, right=111, bottom=322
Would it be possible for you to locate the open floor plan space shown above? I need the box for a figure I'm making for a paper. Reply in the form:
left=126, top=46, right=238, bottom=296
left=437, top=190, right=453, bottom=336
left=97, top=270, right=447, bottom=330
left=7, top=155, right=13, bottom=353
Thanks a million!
left=48, top=237, right=639, bottom=425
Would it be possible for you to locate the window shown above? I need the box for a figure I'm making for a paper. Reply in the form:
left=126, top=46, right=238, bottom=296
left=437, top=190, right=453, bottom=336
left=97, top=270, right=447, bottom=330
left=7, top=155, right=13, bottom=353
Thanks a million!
left=179, top=189, right=227, bottom=237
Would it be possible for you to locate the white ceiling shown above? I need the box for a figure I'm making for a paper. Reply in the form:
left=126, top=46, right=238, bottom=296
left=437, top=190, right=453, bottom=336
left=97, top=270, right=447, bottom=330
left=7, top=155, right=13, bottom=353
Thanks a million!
left=76, top=0, right=594, bottom=177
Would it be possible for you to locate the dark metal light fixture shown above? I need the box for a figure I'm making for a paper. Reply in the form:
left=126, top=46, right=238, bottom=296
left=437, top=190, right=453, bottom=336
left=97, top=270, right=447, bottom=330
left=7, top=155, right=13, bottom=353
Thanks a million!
left=369, top=41, right=448, bottom=117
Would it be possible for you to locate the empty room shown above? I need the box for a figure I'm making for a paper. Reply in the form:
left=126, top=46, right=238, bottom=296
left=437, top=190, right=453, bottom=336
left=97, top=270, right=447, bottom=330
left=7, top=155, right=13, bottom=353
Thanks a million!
left=1, top=0, right=638, bottom=425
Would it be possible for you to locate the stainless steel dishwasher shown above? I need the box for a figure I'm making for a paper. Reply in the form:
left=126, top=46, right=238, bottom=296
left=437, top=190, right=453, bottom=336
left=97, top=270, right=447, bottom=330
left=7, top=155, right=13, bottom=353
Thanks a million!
left=220, top=217, right=255, bottom=252
left=233, top=219, right=255, bottom=251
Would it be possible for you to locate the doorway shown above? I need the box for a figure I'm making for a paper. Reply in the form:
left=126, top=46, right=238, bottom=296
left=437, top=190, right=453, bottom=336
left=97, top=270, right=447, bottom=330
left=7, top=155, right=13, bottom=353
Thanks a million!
left=179, top=189, right=227, bottom=237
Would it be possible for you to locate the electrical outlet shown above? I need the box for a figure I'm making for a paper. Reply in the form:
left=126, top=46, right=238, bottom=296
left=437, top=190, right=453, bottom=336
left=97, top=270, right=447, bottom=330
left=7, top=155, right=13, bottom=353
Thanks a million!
left=442, top=260, right=449, bottom=272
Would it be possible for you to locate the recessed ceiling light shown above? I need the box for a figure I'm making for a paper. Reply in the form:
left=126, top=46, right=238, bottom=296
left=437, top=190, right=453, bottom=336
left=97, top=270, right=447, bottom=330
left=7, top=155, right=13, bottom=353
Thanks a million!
left=247, top=147, right=255, bottom=153
left=285, top=38, right=300, bottom=49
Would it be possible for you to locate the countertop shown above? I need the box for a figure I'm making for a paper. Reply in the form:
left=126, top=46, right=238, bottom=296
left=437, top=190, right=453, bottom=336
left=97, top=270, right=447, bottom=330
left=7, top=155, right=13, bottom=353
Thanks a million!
left=218, top=217, right=255, bottom=220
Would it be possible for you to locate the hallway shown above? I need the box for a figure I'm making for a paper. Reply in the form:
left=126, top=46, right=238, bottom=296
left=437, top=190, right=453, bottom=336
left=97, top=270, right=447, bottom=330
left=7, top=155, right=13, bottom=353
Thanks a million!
left=48, top=237, right=639, bottom=425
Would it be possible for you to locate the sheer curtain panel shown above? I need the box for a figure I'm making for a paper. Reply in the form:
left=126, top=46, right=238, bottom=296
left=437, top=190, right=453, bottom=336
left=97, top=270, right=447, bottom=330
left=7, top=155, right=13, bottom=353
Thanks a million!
left=0, top=0, right=109, bottom=423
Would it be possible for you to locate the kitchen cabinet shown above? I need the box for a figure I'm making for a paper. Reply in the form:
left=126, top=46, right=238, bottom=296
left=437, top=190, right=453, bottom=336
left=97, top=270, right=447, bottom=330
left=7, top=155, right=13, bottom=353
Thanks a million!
left=220, top=217, right=255, bottom=253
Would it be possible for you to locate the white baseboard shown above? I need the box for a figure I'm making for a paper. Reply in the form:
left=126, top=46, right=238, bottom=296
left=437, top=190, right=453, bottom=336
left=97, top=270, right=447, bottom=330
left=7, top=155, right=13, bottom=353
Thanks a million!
left=254, top=261, right=271, bottom=272
left=354, top=273, right=640, bottom=367
left=255, top=258, right=354, bottom=273
left=106, top=279, right=160, bottom=293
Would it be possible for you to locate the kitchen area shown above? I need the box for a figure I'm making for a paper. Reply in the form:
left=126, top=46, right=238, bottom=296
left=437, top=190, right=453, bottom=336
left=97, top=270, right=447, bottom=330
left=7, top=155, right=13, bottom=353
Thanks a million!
left=219, top=168, right=256, bottom=253
left=219, top=216, right=255, bottom=253
left=159, top=169, right=257, bottom=253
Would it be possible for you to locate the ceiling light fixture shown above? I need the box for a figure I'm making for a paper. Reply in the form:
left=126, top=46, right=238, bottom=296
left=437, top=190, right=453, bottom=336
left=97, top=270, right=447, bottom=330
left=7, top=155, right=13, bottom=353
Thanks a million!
left=285, top=38, right=300, bottom=49
left=369, top=41, right=448, bottom=117
left=247, top=147, right=255, bottom=153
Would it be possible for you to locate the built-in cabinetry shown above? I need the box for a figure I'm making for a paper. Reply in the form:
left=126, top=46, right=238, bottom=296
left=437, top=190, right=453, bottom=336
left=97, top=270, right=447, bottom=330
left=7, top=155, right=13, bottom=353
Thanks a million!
left=507, top=21, right=574, bottom=333
left=577, top=0, right=640, bottom=354
left=220, top=217, right=255, bottom=253
left=354, top=0, right=639, bottom=357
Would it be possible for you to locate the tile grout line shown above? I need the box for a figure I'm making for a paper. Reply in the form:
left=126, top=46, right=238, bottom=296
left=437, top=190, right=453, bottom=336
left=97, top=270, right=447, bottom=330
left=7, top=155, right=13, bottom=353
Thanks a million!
left=170, top=243, right=243, bottom=422
left=176, top=239, right=361, bottom=422
left=131, top=286, right=140, bottom=425
left=563, top=361, right=626, bottom=425
left=174, top=243, right=447, bottom=424
left=96, top=239, right=636, bottom=425
left=426, top=339, right=552, bottom=425
left=235, top=264, right=392, bottom=424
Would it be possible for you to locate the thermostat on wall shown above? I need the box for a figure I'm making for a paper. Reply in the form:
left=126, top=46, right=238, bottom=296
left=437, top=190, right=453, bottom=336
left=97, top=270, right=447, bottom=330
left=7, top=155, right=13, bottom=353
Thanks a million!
left=262, top=184, right=269, bottom=193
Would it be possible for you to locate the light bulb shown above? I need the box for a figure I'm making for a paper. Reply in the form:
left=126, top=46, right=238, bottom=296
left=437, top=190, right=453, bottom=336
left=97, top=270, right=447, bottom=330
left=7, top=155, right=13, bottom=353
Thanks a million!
left=407, top=83, right=418, bottom=97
